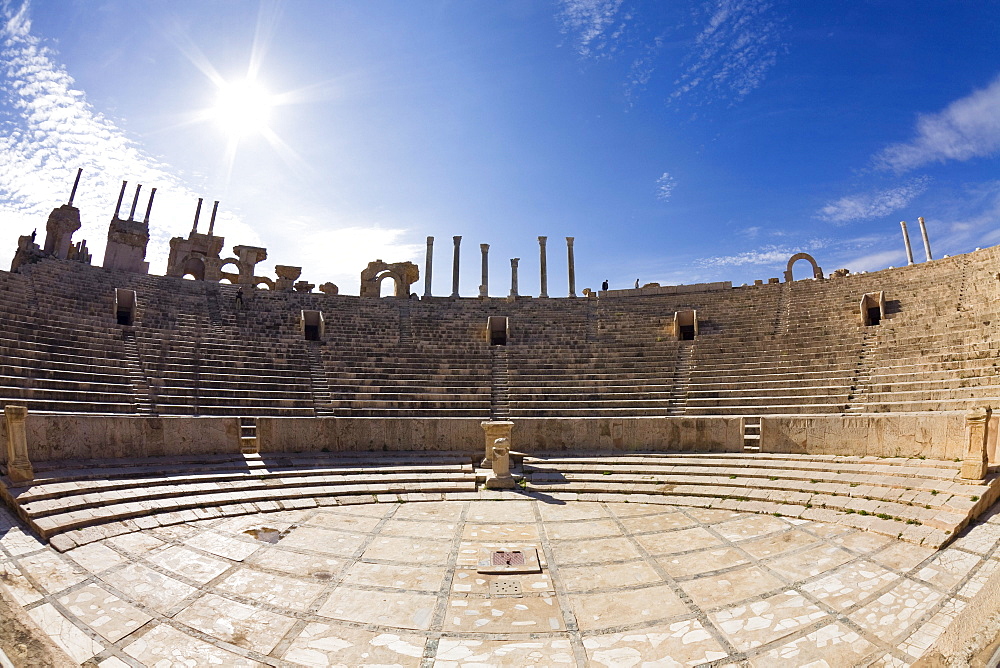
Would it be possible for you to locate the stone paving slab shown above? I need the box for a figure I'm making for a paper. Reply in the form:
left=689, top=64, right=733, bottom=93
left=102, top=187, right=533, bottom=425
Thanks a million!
left=1, top=497, right=999, bottom=666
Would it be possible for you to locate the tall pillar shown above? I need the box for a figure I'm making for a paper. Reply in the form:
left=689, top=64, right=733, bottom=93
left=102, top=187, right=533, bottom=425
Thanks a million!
left=900, top=221, right=915, bottom=265
left=509, top=258, right=520, bottom=298
left=127, top=184, right=142, bottom=221
left=918, top=217, right=933, bottom=261
left=114, top=181, right=128, bottom=218
left=538, top=236, right=548, bottom=298
left=424, top=236, right=434, bottom=297
left=479, top=244, right=490, bottom=297
left=566, top=236, right=577, bottom=298
left=451, top=236, right=462, bottom=297
left=4, top=405, right=33, bottom=485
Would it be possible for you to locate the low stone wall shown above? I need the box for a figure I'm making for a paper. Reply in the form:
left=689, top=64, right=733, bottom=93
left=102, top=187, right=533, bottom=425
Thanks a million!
left=760, top=413, right=969, bottom=460
left=2, top=415, right=240, bottom=462
left=3, top=415, right=744, bottom=463
left=256, top=417, right=482, bottom=454
left=7, top=414, right=977, bottom=463
left=513, top=417, right=742, bottom=453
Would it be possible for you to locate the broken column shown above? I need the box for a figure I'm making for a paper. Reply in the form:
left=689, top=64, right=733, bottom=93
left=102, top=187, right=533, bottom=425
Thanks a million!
left=451, top=236, right=462, bottom=297
left=480, top=420, right=514, bottom=468
left=961, top=406, right=991, bottom=480
left=480, top=243, right=490, bottom=297
left=538, top=236, right=548, bottom=298
left=424, top=236, right=434, bottom=297
left=104, top=183, right=152, bottom=274
left=509, top=258, right=520, bottom=298
left=485, top=438, right=516, bottom=489
left=566, top=236, right=577, bottom=298
left=900, top=221, right=914, bottom=265
left=4, top=405, right=33, bottom=485
left=918, top=216, right=933, bottom=261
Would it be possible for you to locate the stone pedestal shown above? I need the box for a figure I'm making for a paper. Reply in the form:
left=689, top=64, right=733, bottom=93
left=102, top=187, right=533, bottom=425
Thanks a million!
left=961, top=406, right=991, bottom=480
left=481, top=420, right=514, bottom=467
left=485, top=437, right=516, bottom=489
left=4, top=405, right=33, bottom=485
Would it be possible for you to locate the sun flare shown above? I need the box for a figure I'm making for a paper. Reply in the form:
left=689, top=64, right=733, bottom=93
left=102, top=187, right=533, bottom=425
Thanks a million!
left=211, top=79, right=274, bottom=137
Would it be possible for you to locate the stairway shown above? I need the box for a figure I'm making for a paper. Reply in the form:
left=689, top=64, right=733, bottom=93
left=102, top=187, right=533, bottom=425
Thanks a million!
left=666, top=342, right=694, bottom=415
left=845, top=329, right=878, bottom=413
left=306, top=344, right=335, bottom=417
left=121, top=331, right=155, bottom=415
left=239, top=417, right=258, bottom=454
left=490, top=346, right=511, bottom=420
left=742, top=416, right=761, bottom=452
left=398, top=299, right=412, bottom=345
left=772, top=282, right=790, bottom=335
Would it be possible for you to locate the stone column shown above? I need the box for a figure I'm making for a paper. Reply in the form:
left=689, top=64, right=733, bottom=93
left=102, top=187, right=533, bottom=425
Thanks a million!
left=961, top=406, right=991, bottom=480
left=509, top=258, right=520, bottom=298
left=566, top=236, right=577, bottom=298
left=423, top=236, right=434, bottom=297
left=900, top=221, right=915, bottom=265
left=451, top=236, right=462, bottom=297
left=4, top=405, right=33, bottom=485
left=538, top=236, right=548, bottom=298
left=480, top=420, right=514, bottom=467
left=479, top=244, right=490, bottom=297
left=918, top=217, right=933, bottom=261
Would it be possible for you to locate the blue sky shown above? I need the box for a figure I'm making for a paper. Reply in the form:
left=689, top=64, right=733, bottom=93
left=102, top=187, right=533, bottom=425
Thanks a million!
left=2, top=0, right=999, bottom=295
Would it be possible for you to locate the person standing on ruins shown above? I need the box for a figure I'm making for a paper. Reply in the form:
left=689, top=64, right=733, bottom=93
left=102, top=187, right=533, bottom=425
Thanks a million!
left=235, top=286, right=244, bottom=310
left=602, top=279, right=608, bottom=291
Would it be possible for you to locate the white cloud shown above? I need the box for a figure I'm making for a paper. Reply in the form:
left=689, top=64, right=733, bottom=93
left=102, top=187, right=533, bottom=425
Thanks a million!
left=876, top=75, right=1000, bottom=172
left=841, top=249, right=906, bottom=274
left=654, top=172, right=676, bottom=201
left=816, top=177, right=931, bottom=225
left=556, top=0, right=630, bottom=58
left=0, top=1, right=407, bottom=294
left=670, top=0, right=784, bottom=105
left=696, top=238, right=827, bottom=269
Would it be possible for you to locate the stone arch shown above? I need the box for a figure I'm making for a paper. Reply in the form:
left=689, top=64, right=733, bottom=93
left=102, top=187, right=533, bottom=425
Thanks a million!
left=220, top=258, right=241, bottom=273
left=784, top=253, right=824, bottom=282
left=254, top=277, right=274, bottom=290
left=180, top=257, right=205, bottom=281
left=360, top=260, right=419, bottom=298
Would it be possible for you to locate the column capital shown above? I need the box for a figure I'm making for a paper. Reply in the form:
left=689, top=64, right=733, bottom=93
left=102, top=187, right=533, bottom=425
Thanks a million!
left=537, top=235, right=547, bottom=244
left=480, top=243, right=490, bottom=251
left=4, top=404, right=27, bottom=423
left=565, top=236, right=575, bottom=245
left=453, top=235, right=462, bottom=244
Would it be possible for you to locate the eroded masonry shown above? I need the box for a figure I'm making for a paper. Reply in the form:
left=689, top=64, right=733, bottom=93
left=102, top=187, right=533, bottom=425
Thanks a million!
left=1, top=174, right=1000, bottom=667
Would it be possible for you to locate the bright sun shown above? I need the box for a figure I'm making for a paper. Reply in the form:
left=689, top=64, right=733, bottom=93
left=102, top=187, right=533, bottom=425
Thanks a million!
left=211, top=79, right=274, bottom=137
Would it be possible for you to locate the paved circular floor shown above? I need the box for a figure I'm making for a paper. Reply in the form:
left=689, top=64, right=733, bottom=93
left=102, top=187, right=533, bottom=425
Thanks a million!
left=1, top=498, right=999, bottom=666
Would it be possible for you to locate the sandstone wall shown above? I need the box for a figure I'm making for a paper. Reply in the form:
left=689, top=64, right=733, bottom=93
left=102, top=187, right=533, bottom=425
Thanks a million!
left=761, top=413, right=968, bottom=460
left=256, top=417, right=483, bottom=453
left=9, top=416, right=239, bottom=462
left=512, top=417, right=743, bottom=452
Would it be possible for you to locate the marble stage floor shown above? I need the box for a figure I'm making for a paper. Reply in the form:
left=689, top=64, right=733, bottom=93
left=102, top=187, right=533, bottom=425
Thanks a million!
left=1, top=497, right=998, bottom=666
